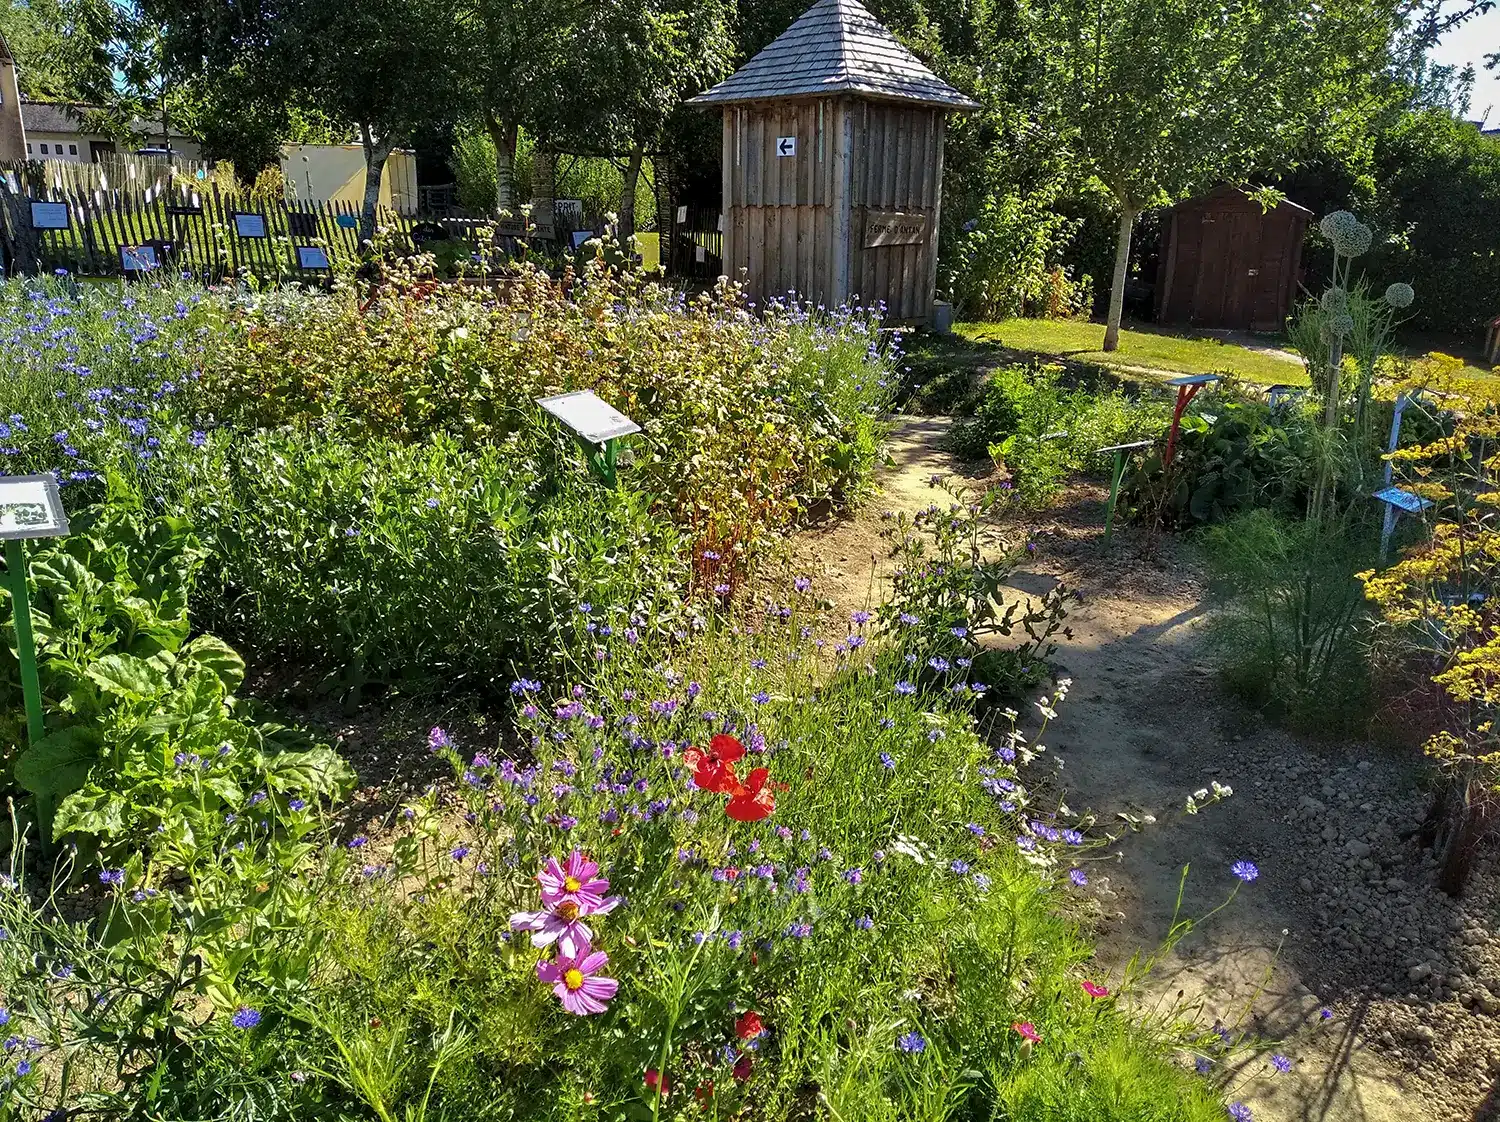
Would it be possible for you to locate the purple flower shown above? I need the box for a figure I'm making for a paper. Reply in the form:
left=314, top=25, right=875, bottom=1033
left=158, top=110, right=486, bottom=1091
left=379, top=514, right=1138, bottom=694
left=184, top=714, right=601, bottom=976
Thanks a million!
left=1319, top=1008, right=1333, bottom=1020
left=1069, top=867, right=1087, bottom=886
left=850, top=610, right=871, bottom=625
left=348, top=835, right=368, bottom=849
left=752, top=691, right=770, bottom=705
left=1270, top=1054, right=1291, bottom=1074
left=842, top=867, right=863, bottom=885
left=428, top=727, right=453, bottom=753
left=894, top=681, right=916, bottom=695
left=855, top=914, right=874, bottom=930
left=1231, top=860, right=1259, bottom=882
left=784, top=921, right=813, bottom=938
left=966, top=823, right=985, bottom=837
left=451, top=845, right=471, bottom=861
left=896, top=1031, right=926, bottom=1053
left=230, top=1006, right=261, bottom=1030
left=98, top=869, right=125, bottom=886
left=1228, top=1105, right=1252, bottom=1122
left=949, top=859, right=971, bottom=875
left=880, top=752, right=895, bottom=770
left=289, top=797, right=307, bottom=811
left=1195, top=1057, right=1212, bottom=1074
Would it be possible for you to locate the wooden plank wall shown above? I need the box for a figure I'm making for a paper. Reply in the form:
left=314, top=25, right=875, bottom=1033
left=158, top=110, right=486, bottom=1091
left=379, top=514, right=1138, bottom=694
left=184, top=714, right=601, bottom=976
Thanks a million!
left=722, top=98, right=839, bottom=307
left=849, top=102, right=943, bottom=322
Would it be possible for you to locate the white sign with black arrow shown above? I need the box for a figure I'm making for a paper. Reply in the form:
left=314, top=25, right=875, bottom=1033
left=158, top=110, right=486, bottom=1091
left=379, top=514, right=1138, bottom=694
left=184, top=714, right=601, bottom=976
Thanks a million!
left=776, top=136, right=796, bottom=157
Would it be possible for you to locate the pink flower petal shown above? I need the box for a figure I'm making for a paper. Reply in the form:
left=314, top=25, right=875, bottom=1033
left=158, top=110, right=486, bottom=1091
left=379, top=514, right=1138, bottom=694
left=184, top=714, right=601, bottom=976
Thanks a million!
left=579, top=949, right=609, bottom=974
left=536, top=960, right=562, bottom=984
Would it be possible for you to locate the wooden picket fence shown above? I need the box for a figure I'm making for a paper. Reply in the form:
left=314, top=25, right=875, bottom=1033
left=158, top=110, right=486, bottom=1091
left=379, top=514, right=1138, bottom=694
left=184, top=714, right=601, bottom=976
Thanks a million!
left=0, top=162, right=504, bottom=280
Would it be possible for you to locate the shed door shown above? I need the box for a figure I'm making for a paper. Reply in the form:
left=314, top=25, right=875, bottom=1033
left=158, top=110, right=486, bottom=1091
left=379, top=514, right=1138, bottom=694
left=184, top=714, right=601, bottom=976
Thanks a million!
left=1191, top=209, right=1259, bottom=329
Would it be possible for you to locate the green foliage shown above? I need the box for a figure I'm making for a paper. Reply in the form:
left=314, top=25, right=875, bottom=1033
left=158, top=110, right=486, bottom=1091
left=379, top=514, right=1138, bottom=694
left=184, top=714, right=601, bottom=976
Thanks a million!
left=0, top=491, right=353, bottom=864
left=946, top=364, right=1167, bottom=507
left=1202, top=509, right=1374, bottom=730
left=1122, top=400, right=1323, bottom=528
left=944, top=182, right=1088, bottom=321
left=877, top=476, right=1077, bottom=693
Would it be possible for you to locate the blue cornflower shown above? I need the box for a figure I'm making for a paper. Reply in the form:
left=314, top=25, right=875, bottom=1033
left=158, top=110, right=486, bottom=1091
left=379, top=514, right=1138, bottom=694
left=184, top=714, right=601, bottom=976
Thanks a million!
left=348, top=835, right=368, bottom=849
left=1069, top=867, right=1087, bottom=886
left=1062, top=829, right=1084, bottom=845
left=750, top=657, right=767, bottom=670
left=855, top=914, right=874, bottom=930
left=894, top=680, right=916, bottom=695
left=1270, top=1054, right=1291, bottom=1074
left=752, top=691, right=770, bottom=705
left=972, top=873, right=991, bottom=891
left=1228, top=1105, right=1252, bottom=1122
left=928, top=657, right=950, bottom=672
left=949, top=859, right=971, bottom=875
left=98, top=869, right=125, bottom=886
left=1231, top=860, right=1259, bottom=882
left=899, top=612, right=919, bottom=625
left=230, top=1006, right=261, bottom=1029
left=288, top=798, right=307, bottom=811
left=842, top=867, right=863, bottom=885
left=966, top=823, right=985, bottom=837
left=880, top=752, right=895, bottom=770
left=450, top=845, right=471, bottom=861
left=784, top=921, right=812, bottom=938
left=896, top=1031, right=926, bottom=1054
left=1195, top=1057, right=1212, bottom=1074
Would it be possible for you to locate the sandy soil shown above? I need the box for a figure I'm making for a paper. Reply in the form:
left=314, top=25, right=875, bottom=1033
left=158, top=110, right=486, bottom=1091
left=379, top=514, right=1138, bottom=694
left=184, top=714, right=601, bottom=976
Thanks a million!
left=790, top=415, right=1500, bottom=1122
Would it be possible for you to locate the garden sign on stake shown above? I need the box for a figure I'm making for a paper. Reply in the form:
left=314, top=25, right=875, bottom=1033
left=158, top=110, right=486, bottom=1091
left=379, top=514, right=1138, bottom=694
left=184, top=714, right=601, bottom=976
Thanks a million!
left=0, top=474, right=69, bottom=841
left=1095, top=441, right=1152, bottom=542
left=1162, top=374, right=1219, bottom=468
left=537, top=391, right=642, bottom=487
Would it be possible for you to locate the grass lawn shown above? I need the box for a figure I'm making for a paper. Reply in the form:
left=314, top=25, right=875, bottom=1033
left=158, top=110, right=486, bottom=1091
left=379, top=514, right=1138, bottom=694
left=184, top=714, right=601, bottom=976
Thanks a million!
left=959, top=318, right=1309, bottom=386
left=635, top=230, right=660, bottom=271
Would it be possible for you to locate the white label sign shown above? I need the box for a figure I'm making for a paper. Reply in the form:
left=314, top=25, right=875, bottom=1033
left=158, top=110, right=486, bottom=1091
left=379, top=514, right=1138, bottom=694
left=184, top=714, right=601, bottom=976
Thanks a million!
left=676, top=205, right=688, bottom=224
left=0, top=474, right=69, bottom=540
left=537, top=390, right=642, bottom=444
left=776, top=136, right=796, bottom=157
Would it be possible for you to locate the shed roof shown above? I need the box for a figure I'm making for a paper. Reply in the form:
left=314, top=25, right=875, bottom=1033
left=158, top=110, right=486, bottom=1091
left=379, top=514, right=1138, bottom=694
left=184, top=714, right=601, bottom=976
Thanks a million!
left=690, top=0, right=978, bottom=110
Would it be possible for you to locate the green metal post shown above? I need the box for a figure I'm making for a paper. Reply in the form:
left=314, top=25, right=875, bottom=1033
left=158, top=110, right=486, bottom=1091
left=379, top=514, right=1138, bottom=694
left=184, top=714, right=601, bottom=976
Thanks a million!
left=1102, top=450, right=1126, bottom=543
left=4, top=538, right=42, bottom=746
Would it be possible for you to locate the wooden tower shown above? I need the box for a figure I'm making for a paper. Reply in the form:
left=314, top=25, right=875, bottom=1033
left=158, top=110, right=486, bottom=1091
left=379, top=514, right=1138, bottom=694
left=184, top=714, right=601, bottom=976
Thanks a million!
left=690, top=0, right=976, bottom=324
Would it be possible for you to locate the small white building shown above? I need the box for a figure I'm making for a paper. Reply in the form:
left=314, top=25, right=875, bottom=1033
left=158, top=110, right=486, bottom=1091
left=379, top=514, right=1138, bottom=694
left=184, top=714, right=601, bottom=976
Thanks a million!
left=18, top=101, right=202, bottom=163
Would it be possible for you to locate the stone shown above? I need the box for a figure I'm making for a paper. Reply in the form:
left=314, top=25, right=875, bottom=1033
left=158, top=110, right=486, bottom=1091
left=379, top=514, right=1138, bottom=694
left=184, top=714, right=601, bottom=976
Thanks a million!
left=1347, top=839, right=1372, bottom=858
left=1299, top=876, right=1314, bottom=893
left=1409, top=962, right=1434, bottom=982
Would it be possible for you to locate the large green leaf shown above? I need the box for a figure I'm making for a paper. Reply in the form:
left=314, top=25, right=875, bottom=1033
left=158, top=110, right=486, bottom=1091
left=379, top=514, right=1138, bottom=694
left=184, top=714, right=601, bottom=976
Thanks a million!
left=86, top=653, right=168, bottom=699
left=54, top=787, right=127, bottom=839
left=13, top=726, right=101, bottom=798
left=262, top=744, right=356, bottom=800
left=181, top=635, right=246, bottom=693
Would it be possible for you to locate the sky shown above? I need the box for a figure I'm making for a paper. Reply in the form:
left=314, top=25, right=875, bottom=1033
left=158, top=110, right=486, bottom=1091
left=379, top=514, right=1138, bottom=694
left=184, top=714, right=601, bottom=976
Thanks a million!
left=1433, top=6, right=1500, bottom=124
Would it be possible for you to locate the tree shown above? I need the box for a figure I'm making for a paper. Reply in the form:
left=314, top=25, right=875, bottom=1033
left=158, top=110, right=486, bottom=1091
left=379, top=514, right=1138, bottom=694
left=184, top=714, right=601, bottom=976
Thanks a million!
left=586, top=0, right=733, bottom=241
left=1031, top=0, right=1408, bottom=350
left=0, top=0, right=115, bottom=103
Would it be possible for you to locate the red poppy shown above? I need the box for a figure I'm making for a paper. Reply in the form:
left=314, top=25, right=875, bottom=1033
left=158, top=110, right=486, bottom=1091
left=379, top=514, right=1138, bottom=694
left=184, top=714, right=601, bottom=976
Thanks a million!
left=732, top=1053, right=753, bottom=1082
left=735, top=1011, right=765, bottom=1040
left=683, top=734, right=746, bottom=795
left=694, top=1081, right=715, bottom=1106
left=725, top=767, right=775, bottom=822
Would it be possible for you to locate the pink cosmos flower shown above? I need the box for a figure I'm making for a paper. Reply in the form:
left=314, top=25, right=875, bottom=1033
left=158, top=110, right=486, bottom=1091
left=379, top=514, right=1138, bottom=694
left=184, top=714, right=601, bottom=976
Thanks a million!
left=513, top=851, right=620, bottom=957
left=538, top=851, right=613, bottom=909
left=1012, top=1021, right=1041, bottom=1043
left=536, top=943, right=619, bottom=1015
left=1082, top=981, right=1109, bottom=998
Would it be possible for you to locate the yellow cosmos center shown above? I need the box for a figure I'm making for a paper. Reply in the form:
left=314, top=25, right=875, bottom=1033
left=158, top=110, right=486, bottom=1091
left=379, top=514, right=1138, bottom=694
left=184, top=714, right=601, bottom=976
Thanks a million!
left=563, top=875, right=582, bottom=892
left=556, top=901, right=580, bottom=920
left=563, top=968, right=585, bottom=991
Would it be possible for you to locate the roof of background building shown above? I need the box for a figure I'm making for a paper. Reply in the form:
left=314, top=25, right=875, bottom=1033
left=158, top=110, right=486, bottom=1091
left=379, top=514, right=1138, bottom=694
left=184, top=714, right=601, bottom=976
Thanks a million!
left=690, top=0, right=978, bottom=109
left=20, top=100, right=192, bottom=139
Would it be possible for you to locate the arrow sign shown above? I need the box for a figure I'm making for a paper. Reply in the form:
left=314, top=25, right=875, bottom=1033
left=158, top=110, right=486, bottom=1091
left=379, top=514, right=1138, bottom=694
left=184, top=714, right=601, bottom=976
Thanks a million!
left=776, top=136, right=796, bottom=157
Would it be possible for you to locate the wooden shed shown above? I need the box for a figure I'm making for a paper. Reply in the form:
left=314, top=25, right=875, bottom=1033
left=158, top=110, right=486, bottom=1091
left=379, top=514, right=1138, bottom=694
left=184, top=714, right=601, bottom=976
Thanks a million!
left=1155, top=186, right=1311, bottom=332
left=689, top=0, right=976, bottom=324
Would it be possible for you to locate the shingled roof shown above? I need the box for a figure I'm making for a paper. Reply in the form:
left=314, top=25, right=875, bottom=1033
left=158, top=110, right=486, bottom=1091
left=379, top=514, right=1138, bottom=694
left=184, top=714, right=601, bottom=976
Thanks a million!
left=689, top=0, right=978, bottom=109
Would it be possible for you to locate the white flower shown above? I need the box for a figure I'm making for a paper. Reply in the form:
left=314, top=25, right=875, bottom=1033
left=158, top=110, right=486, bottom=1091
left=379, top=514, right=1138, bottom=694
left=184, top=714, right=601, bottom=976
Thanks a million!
left=1035, top=702, right=1058, bottom=721
left=1211, top=781, right=1233, bottom=798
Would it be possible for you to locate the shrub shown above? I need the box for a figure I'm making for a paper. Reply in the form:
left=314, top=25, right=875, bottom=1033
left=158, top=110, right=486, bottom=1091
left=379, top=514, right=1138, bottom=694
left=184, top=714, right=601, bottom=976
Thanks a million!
left=946, top=364, right=1166, bottom=507
left=944, top=184, right=1087, bottom=321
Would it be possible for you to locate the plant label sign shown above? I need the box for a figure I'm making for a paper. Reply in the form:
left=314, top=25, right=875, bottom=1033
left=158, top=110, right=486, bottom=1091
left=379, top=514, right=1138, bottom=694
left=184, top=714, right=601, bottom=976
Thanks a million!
left=676, top=205, right=688, bottom=224
left=863, top=211, right=927, bottom=247
left=120, top=245, right=160, bottom=272
left=233, top=212, right=268, bottom=238
left=776, top=136, right=796, bottom=157
left=29, top=200, right=69, bottom=230
left=0, top=474, right=69, bottom=540
left=537, top=391, right=641, bottom=445
left=296, top=245, right=332, bottom=271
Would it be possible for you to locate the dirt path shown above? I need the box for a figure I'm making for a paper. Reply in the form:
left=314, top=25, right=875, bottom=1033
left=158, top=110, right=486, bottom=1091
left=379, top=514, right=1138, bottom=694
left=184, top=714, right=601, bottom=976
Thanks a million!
left=798, top=417, right=1500, bottom=1122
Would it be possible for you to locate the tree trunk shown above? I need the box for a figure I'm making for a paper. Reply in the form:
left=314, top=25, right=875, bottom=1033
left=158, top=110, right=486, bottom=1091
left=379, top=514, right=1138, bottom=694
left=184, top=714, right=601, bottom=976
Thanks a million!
left=654, top=150, right=675, bottom=276
left=485, top=109, right=517, bottom=215
left=1102, top=204, right=1136, bottom=353
left=618, top=142, right=644, bottom=246
left=531, top=145, right=556, bottom=241
left=358, top=121, right=393, bottom=245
